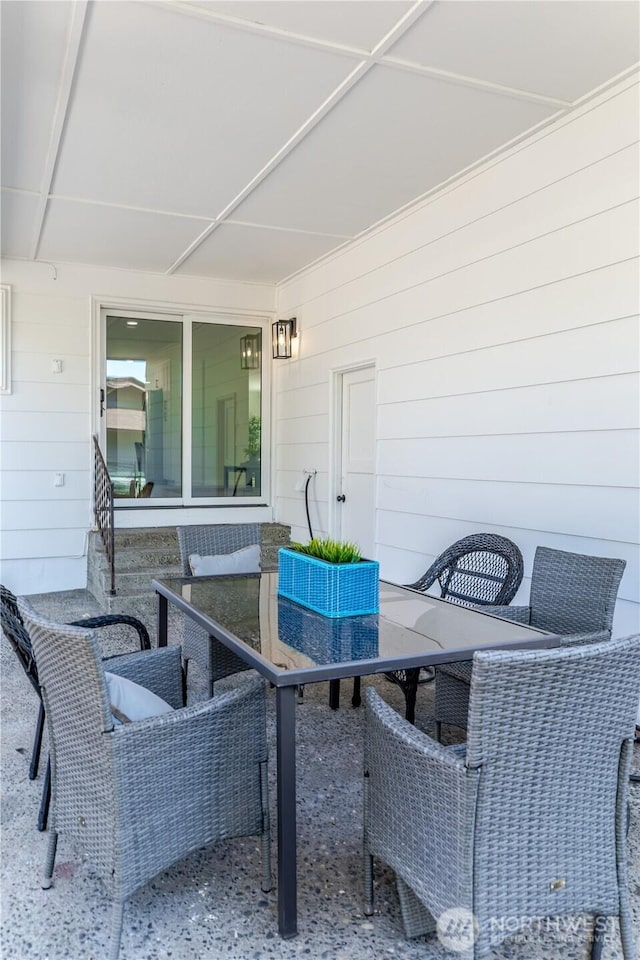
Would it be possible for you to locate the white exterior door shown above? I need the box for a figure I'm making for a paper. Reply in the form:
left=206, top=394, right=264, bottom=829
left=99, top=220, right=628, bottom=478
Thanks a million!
left=336, top=366, right=376, bottom=559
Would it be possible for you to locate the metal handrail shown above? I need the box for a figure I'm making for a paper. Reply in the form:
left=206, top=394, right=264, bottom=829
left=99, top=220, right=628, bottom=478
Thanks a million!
left=93, top=436, right=115, bottom=596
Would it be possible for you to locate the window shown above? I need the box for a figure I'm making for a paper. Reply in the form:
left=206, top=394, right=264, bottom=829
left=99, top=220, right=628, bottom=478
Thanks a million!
left=102, top=310, right=266, bottom=503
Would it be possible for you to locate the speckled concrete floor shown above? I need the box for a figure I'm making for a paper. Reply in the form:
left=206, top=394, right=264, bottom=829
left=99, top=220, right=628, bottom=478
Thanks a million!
left=1, top=589, right=638, bottom=960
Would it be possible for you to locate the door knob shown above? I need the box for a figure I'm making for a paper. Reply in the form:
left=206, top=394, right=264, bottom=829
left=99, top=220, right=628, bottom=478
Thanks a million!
left=336, top=494, right=346, bottom=502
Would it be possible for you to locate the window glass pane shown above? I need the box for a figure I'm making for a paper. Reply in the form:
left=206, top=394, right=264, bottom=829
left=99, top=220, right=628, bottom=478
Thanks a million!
left=106, top=316, right=182, bottom=498
left=192, top=323, right=262, bottom=498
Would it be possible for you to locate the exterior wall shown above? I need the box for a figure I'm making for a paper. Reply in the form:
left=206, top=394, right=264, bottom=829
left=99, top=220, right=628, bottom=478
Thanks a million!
left=0, top=260, right=275, bottom=594
left=275, top=75, right=640, bottom=636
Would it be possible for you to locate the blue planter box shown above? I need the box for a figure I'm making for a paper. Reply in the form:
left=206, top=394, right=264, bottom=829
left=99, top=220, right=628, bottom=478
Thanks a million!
left=278, top=547, right=379, bottom=618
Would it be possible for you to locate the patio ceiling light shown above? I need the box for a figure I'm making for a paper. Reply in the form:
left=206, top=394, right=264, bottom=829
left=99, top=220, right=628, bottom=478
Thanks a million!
left=272, top=317, right=297, bottom=360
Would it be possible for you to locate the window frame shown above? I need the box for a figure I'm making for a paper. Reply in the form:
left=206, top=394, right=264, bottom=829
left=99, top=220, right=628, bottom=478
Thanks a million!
left=94, top=300, right=272, bottom=509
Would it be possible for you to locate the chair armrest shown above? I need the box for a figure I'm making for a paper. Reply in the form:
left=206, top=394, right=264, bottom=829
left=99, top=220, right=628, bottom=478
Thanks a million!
left=476, top=604, right=531, bottom=624
left=104, top=646, right=183, bottom=709
left=110, top=676, right=267, bottom=812
left=364, top=687, right=477, bottom=907
left=558, top=629, right=610, bottom=647
left=365, top=686, right=466, bottom=775
left=69, top=614, right=151, bottom=650
left=404, top=572, right=438, bottom=593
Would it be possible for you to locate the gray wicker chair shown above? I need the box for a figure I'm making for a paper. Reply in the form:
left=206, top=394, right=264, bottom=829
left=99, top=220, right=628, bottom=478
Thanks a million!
left=20, top=604, right=271, bottom=960
left=372, top=534, right=523, bottom=724
left=364, top=634, right=640, bottom=959
left=1, top=584, right=151, bottom=832
left=434, top=546, right=626, bottom=736
left=177, top=524, right=261, bottom=696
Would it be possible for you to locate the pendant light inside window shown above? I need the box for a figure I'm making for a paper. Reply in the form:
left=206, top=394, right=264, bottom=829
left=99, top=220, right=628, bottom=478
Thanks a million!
left=240, top=333, right=260, bottom=369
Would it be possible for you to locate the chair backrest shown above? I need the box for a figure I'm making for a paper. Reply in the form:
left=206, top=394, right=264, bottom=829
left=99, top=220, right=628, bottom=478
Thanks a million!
left=407, top=533, right=523, bottom=606
left=1, top=585, right=40, bottom=695
left=177, top=523, right=261, bottom=576
left=20, top=600, right=114, bottom=735
left=0, top=583, right=20, bottom=621
left=529, top=545, right=625, bottom=635
left=18, top=601, right=116, bottom=829
left=466, top=634, right=640, bottom=932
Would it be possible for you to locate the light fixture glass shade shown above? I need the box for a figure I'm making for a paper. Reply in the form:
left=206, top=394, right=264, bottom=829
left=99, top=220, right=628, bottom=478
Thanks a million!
left=240, top=333, right=260, bottom=369
left=272, top=318, right=296, bottom=359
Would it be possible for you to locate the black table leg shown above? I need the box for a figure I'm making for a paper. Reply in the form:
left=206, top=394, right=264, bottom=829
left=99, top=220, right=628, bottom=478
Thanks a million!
left=591, top=917, right=606, bottom=960
left=329, top=679, right=340, bottom=710
left=276, top=685, right=297, bottom=938
left=157, top=593, right=168, bottom=648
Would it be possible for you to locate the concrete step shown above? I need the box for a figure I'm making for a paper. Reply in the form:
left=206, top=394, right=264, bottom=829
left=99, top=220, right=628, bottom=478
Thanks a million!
left=113, top=527, right=179, bottom=550
left=86, top=523, right=290, bottom=613
left=112, top=568, right=182, bottom=595
left=91, top=546, right=182, bottom=572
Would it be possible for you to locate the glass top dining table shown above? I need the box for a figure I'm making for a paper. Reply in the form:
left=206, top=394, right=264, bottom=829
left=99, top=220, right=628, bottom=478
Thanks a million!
left=153, top=572, right=555, bottom=939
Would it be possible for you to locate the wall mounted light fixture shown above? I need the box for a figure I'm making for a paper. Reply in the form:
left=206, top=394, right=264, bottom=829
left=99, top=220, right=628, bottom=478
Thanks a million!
left=272, top=317, right=297, bottom=359
left=240, top=332, right=260, bottom=369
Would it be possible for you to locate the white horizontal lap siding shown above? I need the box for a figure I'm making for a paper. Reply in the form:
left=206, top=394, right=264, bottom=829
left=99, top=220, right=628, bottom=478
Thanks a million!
left=276, top=413, right=328, bottom=446
left=277, top=381, right=329, bottom=419
left=297, top=151, right=639, bottom=331
left=1, top=441, right=88, bottom=471
left=376, top=479, right=638, bottom=546
left=0, top=260, right=275, bottom=594
left=281, top=80, right=640, bottom=311
left=378, top=374, right=640, bottom=438
left=0, top=284, right=92, bottom=594
left=378, top=317, right=638, bottom=403
left=377, top=532, right=640, bottom=605
left=294, top=204, right=638, bottom=362
left=377, top=432, right=637, bottom=487
left=275, top=75, right=640, bottom=634
left=0, top=470, right=88, bottom=501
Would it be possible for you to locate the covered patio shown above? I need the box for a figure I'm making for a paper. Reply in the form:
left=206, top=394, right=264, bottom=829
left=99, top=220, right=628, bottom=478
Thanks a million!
left=1, top=1, right=639, bottom=958
left=2, top=587, right=639, bottom=960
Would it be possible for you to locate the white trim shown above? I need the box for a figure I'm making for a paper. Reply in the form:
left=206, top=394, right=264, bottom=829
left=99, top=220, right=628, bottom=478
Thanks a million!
left=152, top=0, right=431, bottom=65
left=92, top=298, right=273, bottom=514
left=153, top=0, right=571, bottom=108
left=92, top=293, right=274, bottom=319
left=114, top=505, right=274, bottom=528
left=380, top=57, right=571, bottom=108
left=328, top=359, right=376, bottom=539
left=182, top=316, right=193, bottom=500
left=30, top=2, right=88, bottom=259
left=101, top=307, right=184, bottom=321
left=0, top=284, right=12, bottom=394
left=165, top=2, right=429, bottom=275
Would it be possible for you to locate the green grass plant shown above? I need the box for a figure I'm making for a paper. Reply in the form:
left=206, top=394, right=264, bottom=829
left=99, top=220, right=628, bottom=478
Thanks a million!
left=289, top=537, right=362, bottom=564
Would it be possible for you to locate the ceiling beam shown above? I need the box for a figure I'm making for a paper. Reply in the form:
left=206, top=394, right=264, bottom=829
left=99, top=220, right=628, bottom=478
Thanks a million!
left=152, top=0, right=371, bottom=60
left=381, top=58, right=572, bottom=108
left=29, top=1, right=89, bottom=260
left=154, top=0, right=572, bottom=108
left=166, top=1, right=431, bottom=274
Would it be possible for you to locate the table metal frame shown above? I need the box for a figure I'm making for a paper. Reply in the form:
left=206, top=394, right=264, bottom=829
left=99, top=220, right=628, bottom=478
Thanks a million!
left=153, top=577, right=555, bottom=939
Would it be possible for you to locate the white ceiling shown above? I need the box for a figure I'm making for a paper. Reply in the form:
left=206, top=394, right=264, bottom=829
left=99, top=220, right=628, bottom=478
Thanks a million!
left=1, top=0, right=638, bottom=284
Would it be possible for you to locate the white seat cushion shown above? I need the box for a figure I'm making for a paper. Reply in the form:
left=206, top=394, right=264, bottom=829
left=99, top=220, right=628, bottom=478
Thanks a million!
left=189, top=543, right=261, bottom=577
left=105, top=672, right=174, bottom=725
